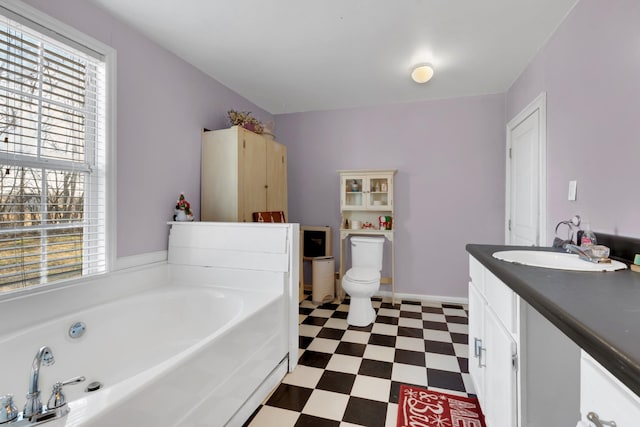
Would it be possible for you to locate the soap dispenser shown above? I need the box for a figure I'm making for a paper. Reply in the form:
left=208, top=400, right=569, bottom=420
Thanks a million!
left=580, top=223, right=597, bottom=247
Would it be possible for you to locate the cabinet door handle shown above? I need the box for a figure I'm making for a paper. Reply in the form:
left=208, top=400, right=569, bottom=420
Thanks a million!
left=587, top=412, right=617, bottom=427
left=473, top=337, right=481, bottom=358
left=478, top=345, right=486, bottom=368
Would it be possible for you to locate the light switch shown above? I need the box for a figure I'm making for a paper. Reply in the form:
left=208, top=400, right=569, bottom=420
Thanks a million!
left=568, top=180, right=577, bottom=201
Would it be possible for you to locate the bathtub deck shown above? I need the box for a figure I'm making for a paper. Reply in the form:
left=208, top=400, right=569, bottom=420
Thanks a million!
left=243, top=293, right=470, bottom=427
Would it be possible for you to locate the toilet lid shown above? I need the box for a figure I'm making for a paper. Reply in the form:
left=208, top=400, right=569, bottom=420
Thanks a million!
left=345, top=268, right=380, bottom=283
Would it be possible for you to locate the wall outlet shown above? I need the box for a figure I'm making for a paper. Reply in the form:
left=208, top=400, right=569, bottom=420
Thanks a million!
left=568, top=180, right=577, bottom=201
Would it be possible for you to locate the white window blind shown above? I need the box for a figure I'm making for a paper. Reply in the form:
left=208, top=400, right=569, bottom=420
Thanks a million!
left=0, top=12, right=106, bottom=291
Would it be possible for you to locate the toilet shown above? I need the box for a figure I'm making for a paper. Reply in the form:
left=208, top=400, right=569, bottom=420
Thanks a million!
left=342, top=236, right=385, bottom=326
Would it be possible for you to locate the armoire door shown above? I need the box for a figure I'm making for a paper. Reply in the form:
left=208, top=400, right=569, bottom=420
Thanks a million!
left=240, top=129, right=267, bottom=222
left=266, top=139, right=287, bottom=219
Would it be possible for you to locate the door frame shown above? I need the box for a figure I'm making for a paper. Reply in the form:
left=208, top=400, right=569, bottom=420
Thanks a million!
left=505, top=92, right=547, bottom=246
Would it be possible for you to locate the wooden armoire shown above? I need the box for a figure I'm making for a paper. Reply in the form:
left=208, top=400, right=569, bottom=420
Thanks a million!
left=201, top=126, right=287, bottom=222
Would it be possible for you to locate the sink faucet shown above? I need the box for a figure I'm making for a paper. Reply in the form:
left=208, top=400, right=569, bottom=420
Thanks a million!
left=23, top=346, right=54, bottom=419
left=565, top=244, right=610, bottom=264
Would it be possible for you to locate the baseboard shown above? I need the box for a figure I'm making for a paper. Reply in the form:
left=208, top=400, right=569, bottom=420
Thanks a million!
left=114, top=250, right=167, bottom=270
left=376, top=290, right=468, bottom=306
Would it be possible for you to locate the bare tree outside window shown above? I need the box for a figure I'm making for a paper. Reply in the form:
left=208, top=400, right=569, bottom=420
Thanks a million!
left=0, top=18, right=105, bottom=290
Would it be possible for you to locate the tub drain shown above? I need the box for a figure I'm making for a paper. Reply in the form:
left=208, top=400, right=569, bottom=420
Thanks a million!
left=85, top=381, right=102, bottom=392
left=68, top=321, right=86, bottom=339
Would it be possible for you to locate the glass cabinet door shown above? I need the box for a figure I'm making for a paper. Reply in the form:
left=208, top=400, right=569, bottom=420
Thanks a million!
left=367, top=177, right=390, bottom=208
left=343, top=176, right=365, bottom=209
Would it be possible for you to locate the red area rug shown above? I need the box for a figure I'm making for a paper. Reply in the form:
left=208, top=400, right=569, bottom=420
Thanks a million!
left=397, top=385, right=486, bottom=427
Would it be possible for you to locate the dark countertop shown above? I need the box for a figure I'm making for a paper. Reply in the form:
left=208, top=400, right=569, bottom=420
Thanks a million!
left=466, top=244, right=640, bottom=396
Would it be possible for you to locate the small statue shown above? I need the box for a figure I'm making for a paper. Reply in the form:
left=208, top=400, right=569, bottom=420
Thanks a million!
left=174, top=193, right=193, bottom=221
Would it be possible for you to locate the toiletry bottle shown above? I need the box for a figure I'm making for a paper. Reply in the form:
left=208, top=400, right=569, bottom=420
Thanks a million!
left=580, top=223, right=597, bottom=247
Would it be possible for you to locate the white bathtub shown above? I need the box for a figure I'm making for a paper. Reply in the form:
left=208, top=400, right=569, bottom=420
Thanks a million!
left=0, top=222, right=299, bottom=426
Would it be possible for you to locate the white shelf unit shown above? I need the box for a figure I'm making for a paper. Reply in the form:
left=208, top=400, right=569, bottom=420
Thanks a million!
left=338, top=169, right=397, bottom=304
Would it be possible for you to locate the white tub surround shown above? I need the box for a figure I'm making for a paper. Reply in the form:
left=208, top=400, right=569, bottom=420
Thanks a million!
left=0, top=222, right=299, bottom=427
left=166, top=221, right=300, bottom=426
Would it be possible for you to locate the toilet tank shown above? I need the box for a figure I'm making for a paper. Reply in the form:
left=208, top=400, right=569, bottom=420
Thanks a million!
left=351, top=236, right=385, bottom=270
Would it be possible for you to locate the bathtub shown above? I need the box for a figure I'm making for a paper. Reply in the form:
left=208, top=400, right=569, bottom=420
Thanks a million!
left=0, top=222, right=299, bottom=426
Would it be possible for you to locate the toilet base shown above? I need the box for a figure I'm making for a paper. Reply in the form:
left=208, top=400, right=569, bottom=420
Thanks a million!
left=347, top=296, right=376, bottom=327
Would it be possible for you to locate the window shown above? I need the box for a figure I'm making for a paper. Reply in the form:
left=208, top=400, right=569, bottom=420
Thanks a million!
left=0, top=5, right=112, bottom=292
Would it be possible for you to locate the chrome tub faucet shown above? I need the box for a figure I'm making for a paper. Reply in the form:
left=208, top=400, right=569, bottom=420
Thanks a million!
left=23, top=346, right=54, bottom=419
left=0, top=346, right=84, bottom=426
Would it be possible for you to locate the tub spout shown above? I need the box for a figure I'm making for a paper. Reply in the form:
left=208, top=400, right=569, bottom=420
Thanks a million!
left=23, top=346, right=54, bottom=419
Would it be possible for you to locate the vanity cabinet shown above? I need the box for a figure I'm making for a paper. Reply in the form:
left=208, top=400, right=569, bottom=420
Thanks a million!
left=468, top=256, right=518, bottom=427
left=201, top=126, right=287, bottom=222
left=338, top=169, right=396, bottom=302
left=468, top=255, right=580, bottom=427
left=580, top=351, right=640, bottom=426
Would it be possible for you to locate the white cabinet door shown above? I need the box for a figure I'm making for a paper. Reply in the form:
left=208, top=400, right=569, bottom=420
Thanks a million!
left=484, top=307, right=517, bottom=427
left=484, top=270, right=515, bottom=334
left=581, top=352, right=640, bottom=426
left=367, top=175, right=393, bottom=209
left=468, top=280, right=485, bottom=406
left=468, top=255, right=518, bottom=427
left=341, top=175, right=367, bottom=210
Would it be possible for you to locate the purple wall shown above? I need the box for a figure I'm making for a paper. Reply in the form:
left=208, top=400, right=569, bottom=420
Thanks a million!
left=507, top=0, right=640, bottom=242
left=24, top=0, right=635, bottom=300
left=277, top=95, right=506, bottom=298
left=24, top=0, right=273, bottom=258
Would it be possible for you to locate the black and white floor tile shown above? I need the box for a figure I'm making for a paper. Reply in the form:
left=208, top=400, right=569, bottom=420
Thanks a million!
left=243, top=294, right=472, bottom=427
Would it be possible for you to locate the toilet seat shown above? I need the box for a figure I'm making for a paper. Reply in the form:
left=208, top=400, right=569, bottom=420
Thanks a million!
left=344, top=267, right=380, bottom=284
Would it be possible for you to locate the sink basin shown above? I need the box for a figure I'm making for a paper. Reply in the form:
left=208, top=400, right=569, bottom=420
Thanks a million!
left=492, top=250, right=627, bottom=272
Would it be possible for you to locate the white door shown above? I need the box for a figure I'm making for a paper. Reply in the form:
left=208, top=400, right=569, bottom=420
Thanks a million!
left=509, top=111, right=539, bottom=245
left=506, top=93, right=547, bottom=246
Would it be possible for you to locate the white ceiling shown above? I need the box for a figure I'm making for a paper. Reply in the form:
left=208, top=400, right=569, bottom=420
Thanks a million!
left=88, top=0, right=578, bottom=114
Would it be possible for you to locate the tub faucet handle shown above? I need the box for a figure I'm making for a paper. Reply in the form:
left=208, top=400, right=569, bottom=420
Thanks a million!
left=0, top=394, right=18, bottom=423
left=47, top=376, right=85, bottom=410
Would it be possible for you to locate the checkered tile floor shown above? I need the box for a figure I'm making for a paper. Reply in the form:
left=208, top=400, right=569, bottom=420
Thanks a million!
left=243, top=294, right=473, bottom=427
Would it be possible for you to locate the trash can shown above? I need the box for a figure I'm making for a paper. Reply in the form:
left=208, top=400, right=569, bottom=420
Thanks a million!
left=312, top=256, right=335, bottom=304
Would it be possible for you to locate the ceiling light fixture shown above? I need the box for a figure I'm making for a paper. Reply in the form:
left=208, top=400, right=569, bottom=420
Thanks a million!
left=411, top=64, right=434, bottom=84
